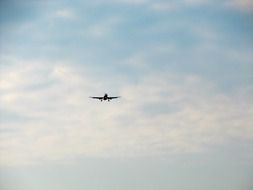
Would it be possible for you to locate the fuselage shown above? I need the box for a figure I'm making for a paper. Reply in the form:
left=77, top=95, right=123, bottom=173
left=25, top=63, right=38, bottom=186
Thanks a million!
left=103, top=93, right=108, bottom=100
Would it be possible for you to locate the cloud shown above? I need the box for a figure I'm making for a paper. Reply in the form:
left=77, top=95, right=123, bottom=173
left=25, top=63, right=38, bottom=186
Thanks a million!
left=1, top=57, right=252, bottom=166
left=97, top=0, right=253, bottom=12
left=227, top=0, right=253, bottom=11
left=118, top=0, right=150, bottom=4
left=150, top=2, right=179, bottom=11
left=53, top=9, right=76, bottom=20
left=85, top=17, right=122, bottom=39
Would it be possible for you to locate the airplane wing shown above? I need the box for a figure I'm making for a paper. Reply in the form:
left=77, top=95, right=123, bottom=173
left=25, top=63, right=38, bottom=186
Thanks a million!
left=90, top=96, right=103, bottom=100
left=108, top=96, right=120, bottom=100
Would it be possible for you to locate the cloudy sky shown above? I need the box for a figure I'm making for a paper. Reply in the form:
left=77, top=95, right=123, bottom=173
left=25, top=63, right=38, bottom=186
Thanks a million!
left=0, top=0, right=253, bottom=190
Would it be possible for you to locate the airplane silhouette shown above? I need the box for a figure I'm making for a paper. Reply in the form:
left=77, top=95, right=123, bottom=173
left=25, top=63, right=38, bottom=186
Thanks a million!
left=90, top=93, right=120, bottom=101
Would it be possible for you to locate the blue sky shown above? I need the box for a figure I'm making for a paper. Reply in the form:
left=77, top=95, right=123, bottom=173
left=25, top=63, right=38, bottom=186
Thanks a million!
left=0, top=0, right=253, bottom=190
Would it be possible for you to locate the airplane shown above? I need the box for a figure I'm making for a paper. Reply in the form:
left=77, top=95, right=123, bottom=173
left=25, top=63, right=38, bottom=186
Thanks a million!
left=89, top=93, right=120, bottom=101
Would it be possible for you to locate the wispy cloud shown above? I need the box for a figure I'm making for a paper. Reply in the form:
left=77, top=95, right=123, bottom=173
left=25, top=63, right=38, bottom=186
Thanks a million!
left=100, top=0, right=253, bottom=12
left=227, top=0, right=253, bottom=11
left=0, top=0, right=252, bottom=168
left=85, top=17, right=123, bottom=39
left=1, top=57, right=252, bottom=166
left=53, top=9, right=76, bottom=20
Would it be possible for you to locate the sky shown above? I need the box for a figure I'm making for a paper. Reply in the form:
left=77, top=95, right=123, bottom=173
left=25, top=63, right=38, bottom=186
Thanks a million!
left=0, top=0, right=253, bottom=190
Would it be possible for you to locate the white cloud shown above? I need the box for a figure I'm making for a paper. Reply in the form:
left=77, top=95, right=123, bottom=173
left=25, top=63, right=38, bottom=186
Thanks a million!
left=183, top=0, right=210, bottom=5
left=53, top=9, right=76, bottom=20
left=150, top=2, right=179, bottom=11
left=101, top=0, right=253, bottom=12
left=0, top=57, right=252, bottom=166
left=118, top=0, right=150, bottom=4
left=227, top=0, right=253, bottom=11
left=120, top=52, right=148, bottom=68
left=85, top=17, right=123, bottom=39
